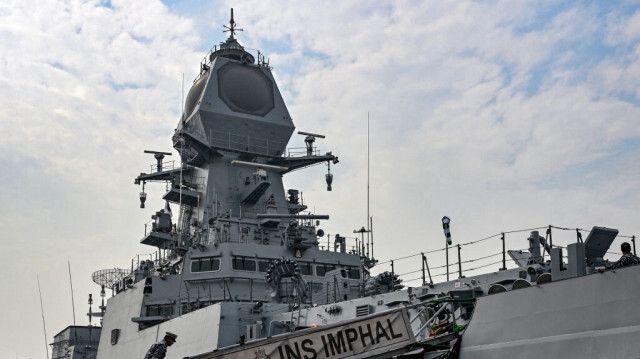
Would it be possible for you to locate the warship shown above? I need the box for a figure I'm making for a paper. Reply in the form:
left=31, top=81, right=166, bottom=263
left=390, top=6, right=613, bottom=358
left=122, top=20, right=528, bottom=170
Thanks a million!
left=50, top=10, right=640, bottom=359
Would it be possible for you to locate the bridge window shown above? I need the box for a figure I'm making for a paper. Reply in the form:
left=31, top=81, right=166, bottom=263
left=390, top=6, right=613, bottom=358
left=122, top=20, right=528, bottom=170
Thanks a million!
left=146, top=304, right=174, bottom=317
left=298, top=262, right=313, bottom=276
left=258, top=260, right=271, bottom=272
left=348, top=267, right=361, bottom=279
left=232, top=257, right=257, bottom=271
left=190, top=257, right=221, bottom=273
left=315, top=264, right=336, bottom=277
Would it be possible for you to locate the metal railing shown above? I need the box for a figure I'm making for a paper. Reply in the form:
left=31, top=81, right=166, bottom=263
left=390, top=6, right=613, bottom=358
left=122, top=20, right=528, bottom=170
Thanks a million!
left=373, top=225, right=637, bottom=287
left=180, top=125, right=320, bottom=159
left=207, top=129, right=286, bottom=157
left=148, top=160, right=176, bottom=173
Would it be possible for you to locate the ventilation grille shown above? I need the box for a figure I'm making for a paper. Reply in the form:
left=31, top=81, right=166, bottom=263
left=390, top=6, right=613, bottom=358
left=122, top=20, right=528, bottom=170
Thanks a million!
left=355, top=305, right=372, bottom=317
left=110, top=329, right=120, bottom=345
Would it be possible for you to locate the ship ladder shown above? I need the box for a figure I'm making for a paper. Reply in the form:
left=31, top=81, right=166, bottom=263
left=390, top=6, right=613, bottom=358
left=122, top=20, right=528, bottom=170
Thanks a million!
left=403, top=297, right=474, bottom=359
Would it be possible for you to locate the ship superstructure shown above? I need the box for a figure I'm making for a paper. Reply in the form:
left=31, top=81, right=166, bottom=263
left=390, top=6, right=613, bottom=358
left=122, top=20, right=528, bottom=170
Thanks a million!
left=130, top=9, right=358, bottom=318
left=92, top=11, right=378, bottom=358
left=50, top=10, right=640, bottom=359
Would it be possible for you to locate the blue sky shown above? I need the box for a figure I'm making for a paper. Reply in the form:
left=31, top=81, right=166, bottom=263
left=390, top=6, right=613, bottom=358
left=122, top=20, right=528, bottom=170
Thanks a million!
left=1, top=1, right=640, bottom=357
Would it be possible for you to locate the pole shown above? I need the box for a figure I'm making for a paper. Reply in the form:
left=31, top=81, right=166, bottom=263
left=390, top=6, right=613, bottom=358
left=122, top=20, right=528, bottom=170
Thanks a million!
left=442, top=216, right=451, bottom=281
left=501, top=232, right=506, bottom=271
left=457, top=244, right=463, bottom=278
left=421, top=252, right=426, bottom=285
left=446, top=242, right=449, bottom=281
left=37, top=275, right=50, bottom=359
left=182, top=72, right=184, bottom=115
left=370, top=216, right=375, bottom=260
left=367, top=112, right=370, bottom=256
left=390, top=260, right=395, bottom=291
left=68, top=261, right=76, bottom=325
left=632, top=236, right=637, bottom=256
left=422, top=253, right=433, bottom=285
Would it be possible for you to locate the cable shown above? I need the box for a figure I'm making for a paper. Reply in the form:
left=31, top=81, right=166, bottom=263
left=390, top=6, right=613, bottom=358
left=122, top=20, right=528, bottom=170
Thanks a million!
left=465, top=260, right=505, bottom=272
left=503, top=226, right=548, bottom=235
left=376, top=225, right=636, bottom=270
left=459, top=233, right=502, bottom=246
left=460, top=251, right=502, bottom=263
left=377, top=253, right=421, bottom=265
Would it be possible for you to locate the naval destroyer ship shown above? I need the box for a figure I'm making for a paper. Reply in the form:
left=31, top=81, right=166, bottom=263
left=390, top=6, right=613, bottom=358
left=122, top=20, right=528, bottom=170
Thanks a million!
left=50, top=10, right=640, bottom=359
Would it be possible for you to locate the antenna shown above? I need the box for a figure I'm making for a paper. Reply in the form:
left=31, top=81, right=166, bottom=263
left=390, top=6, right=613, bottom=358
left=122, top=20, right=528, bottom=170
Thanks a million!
left=68, top=261, right=76, bottom=325
left=181, top=72, right=184, bottom=121
left=367, top=112, right=370, bottom=257
left=143, top=150, right=172, bottom=172
left=297, top=131, right=326, bottom=138
left=88, top=293, right=93, bottom=326
left=91, top=268, right=130, bottom=295
left=178, top=114, right=185, bottom=248
left=37, top=275, right=50, bottom=359
left=298, top=131, right=325, bottom=157
left=370, top=216, right=374, bottom=261
left=223, top=8, right=243, bottom=39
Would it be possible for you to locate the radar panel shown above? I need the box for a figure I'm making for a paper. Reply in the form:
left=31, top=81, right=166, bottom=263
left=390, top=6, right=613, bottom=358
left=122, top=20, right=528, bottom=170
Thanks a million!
left=92, top=268, right=130, bottom=288
left=218, top=62, right=274, bottom=116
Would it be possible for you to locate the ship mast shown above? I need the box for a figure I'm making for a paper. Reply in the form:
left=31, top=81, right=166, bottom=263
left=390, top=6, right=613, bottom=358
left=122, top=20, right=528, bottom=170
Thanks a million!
left=223, top=8, right=243, bottom=40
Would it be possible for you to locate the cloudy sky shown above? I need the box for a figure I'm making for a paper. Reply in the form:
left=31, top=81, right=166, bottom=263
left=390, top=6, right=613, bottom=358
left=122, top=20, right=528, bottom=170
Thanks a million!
left=2, top=0, right=640, bottom=357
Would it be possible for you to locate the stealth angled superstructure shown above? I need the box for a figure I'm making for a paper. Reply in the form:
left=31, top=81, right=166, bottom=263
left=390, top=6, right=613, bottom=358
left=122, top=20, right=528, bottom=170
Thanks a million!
left=51, top=10, right=640, bottom=359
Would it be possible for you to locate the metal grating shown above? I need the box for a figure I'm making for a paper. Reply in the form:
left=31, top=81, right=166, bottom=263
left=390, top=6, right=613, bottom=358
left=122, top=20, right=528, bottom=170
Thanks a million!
left=355, top=305, right=372, bottom=317
left=110, top=329, right=120, bottom=345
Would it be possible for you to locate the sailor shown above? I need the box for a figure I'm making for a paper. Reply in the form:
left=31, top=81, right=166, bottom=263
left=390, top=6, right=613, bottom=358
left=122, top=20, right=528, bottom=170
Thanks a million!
left=143, top=332, right=177, bottom=359
left=599, top=242, right=640, bottom=272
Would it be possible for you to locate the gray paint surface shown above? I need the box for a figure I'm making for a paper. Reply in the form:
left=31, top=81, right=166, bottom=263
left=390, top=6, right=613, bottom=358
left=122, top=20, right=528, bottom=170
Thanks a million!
left=460, top=265, right=640, bottom=358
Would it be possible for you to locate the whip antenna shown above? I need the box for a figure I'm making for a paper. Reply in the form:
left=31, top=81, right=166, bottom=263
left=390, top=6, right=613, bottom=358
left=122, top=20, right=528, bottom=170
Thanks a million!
left=37, top=275, right=50, bottom=359
left=68, top=261, right=76, bottom=325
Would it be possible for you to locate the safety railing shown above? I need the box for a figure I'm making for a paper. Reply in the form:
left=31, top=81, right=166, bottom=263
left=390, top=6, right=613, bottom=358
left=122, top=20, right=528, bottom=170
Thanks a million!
left=371, top=225, right=637, bottom=287
left=179, top=125, right=321, bottom=159
left=147, top=160, right=176, bottom=173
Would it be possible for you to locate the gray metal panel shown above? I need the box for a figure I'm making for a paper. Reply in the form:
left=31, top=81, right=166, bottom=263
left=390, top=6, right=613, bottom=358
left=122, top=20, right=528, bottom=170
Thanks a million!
left=140, top=231, right=176, bottom=247
left=459, top=265, right=640, bottom=358
left=192, top=57, right=295, bottom=153
left=584, top=226, right=618, bottom=260
left=507, top=250, right=531, bottom=267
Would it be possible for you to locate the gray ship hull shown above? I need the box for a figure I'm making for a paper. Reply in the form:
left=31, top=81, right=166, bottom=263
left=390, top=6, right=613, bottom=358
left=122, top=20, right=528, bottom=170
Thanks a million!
left=459, top=265, right=640, bottom=358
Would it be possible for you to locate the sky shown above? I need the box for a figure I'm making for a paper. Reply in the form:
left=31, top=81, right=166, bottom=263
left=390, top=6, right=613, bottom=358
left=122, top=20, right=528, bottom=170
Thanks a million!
left=1, top=0, right=639, bottom=357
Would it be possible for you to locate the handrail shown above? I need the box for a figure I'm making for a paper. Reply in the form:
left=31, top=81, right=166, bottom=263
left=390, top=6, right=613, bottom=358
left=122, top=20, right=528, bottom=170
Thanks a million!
left=376, top=224, right=636, bottom=286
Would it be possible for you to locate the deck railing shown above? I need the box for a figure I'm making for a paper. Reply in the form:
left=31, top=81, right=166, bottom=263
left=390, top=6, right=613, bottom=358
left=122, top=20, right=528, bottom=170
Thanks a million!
left=373, top=225, right=636, bottom=286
